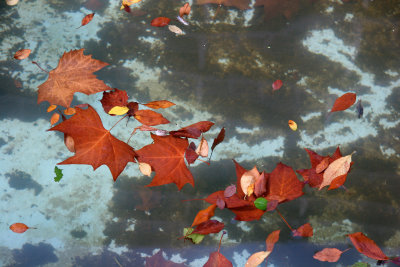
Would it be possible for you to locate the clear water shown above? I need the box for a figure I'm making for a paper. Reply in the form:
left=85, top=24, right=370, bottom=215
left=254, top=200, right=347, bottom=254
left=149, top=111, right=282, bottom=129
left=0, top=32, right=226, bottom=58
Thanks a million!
left=1, top=0, right=399, bottom=266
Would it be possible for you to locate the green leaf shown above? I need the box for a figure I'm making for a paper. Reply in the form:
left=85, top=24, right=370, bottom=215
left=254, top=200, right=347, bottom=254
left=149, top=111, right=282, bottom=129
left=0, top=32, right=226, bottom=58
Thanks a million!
left=54, top=166, right=63, bottom=182
left=351, top=263, right=370, bottom=267
left=183, top=227, right=204, bottom=244
left=254, top=197, right=268, bottom=210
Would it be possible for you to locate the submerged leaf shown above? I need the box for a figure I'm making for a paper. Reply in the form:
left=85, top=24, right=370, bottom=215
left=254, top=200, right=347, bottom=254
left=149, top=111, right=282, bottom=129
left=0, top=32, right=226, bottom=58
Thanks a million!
left=151, top=17, right=171, bottom=27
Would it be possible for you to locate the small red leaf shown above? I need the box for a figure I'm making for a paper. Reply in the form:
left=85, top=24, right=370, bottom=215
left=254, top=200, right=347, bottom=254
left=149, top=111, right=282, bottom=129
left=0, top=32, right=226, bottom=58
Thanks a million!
left=78, top=13, right=95, bottom=28
left=328, top=174, right=347, bottom=190
left=330, top=92, right=357, bottom=112
left=191, top=220, right=224, bottom=235
left=272, top=80, right=283, bottom=91
left=191, top=204, right=217, bottom=227
left=211, top=127, right=225, bottom=151
left=185, top=142, right=198, bottom=164
left=347, top=232, right=388, bottom=261
left=266, top=230, right=280, bottom=252
left=292, top=223, right=313, bottom=237
left=313, top=248, right=347, bottom=262
left=151, top=17, right=171, bottom=27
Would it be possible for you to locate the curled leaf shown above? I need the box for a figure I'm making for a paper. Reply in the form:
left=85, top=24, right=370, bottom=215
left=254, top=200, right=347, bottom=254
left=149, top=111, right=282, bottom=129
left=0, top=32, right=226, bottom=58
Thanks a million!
left=14, top=49, right=31, bottom=60
left=179, top=3, right=191, bottom=17
left=195, top=137, right=209, bottom=157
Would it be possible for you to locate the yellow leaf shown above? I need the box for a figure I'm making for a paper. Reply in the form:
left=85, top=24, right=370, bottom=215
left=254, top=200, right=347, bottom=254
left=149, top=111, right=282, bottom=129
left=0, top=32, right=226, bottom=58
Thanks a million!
left=108, top=106, right=129, bottom=115
left=139, top=162, right=152, bottom=177
left=120, top=0, right=142, bottom=9
left=288, top=120, right=297, bottom=131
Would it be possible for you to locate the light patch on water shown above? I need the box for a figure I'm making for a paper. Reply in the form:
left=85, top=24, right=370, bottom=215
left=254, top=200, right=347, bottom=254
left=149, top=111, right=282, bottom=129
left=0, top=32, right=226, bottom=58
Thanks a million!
left=325, top=6, right=334, bottom=13
left=380, top=145, right=396, bottom=157
left=170, top=253, right=187, bottom=264
left=232, top=249, right=251, bottom=266
left=384, top=69, right=399, bottom=77
left=189, top=256, right=208, bottom=267
left=236, top=126, right=260, bottom=134
left=300, top=29, right=400, bottom=150
left=108, top=240, right=129, bottom=255
left=344, top=13, right=354, bottom=22
left=379, top=118, right=399, bottom=130
left=236, top=221, right=252, bottom=232
left=126, top=218, right=136, bottom=231
left=0, top=118, right=114, bottom=251
left=301, top=112, right=322, bottom=122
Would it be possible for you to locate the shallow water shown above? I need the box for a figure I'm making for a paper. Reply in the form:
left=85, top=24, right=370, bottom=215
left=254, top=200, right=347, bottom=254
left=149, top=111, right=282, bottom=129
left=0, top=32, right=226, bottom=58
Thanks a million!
left=0, top=0, right=399, bottom=266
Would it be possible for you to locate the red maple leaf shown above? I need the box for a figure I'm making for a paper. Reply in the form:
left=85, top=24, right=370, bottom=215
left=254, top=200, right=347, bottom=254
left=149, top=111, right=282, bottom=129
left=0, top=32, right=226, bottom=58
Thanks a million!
left=136, top=134, right=194, bottom=190
left=49, top=105, right=136, bottom=181
left=38, top=49, right=112, bottom=108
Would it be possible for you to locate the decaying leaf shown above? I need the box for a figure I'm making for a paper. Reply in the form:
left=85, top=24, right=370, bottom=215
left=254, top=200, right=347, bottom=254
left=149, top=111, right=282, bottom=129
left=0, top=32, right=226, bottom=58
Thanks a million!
left=320, top=152, right=354, bottom=190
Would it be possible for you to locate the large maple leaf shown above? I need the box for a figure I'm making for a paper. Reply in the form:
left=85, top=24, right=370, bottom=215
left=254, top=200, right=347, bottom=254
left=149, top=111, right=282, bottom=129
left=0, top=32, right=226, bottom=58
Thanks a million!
left=135, top=134, right=194, bottom=190
left=49, top=105, right=136, bottom=181
left=38, top=49, right=112, bottom=108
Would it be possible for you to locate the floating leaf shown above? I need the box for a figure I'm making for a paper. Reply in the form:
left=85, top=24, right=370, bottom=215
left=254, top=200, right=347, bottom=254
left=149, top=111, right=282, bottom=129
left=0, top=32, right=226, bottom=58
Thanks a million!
left=245, top=251, right=271, bottom=267
left=292, top=223, right=313, bottom=237
left=211, top=127, right=225, bottom=151
left=191, top=219, right=224, bottom=235
left=330, top=92, right=357, bottom=112
left=328, top=174, right=347, bottom=190
left=168, top=25, right=184, bottom=35
left=288, top=120, right=297, bottom=131
left=266, top=230, right=280, bottom=252
left=151, top=17, right=171, bottom=27
left=134, top=110, right=170, bottom=126
left=195, top=137, right=209, bottom=157
left=120, top=0, right=142, bottom=9
left=224, top=184, right=236, bottom=198
left=313, top=248, right=348, bottom=263
left=240, top=166, right=260, bottom=198
left=144, top=100, right=175, bottom=109
left=54, top=166, right=63, bottom=182
left=315, top=158, right=329, bottom=174
left=320, top=152, right=354, bottom=190
left=14, top=49, right=31, bottom=60
left=254, top=197, right=268, bottom=211
left=179, top=3, right=191, bottom=17
left=108, top=106, right=129, bottom=115
left=183, top=227, right=205, bottom=244
left=50, top=113, right=60, bottom=125
left=192, top=204, right=217, bottom=227
left=170, top=121, right=214, bottom=138
left=347, top=232, right=388, bottom=261
left=9, top=223, right=36, bottom=233
left=64, top=107, right=76, bottom=115
left=272, top=79, right=283, bottom=91
left=47, top=104, right=57, bottom=112
left=77, top=13, right=95, bottom=29
left=139, top=162, right=152, bottom=177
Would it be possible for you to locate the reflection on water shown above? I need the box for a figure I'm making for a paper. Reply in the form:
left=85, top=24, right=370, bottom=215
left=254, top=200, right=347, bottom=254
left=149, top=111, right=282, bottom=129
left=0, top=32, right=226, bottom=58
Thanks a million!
left=0, top=0, right=399, bottom=266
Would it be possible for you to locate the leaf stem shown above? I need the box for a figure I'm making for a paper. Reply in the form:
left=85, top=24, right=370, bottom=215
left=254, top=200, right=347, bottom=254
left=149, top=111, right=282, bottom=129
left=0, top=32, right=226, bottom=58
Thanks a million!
left=275, top=208, right=293, bottom=231
left=109, top=114, right=128, bottom=132
left=31, top=61, right=49, bottom=73
left=218, top=231, right=226, bottom=253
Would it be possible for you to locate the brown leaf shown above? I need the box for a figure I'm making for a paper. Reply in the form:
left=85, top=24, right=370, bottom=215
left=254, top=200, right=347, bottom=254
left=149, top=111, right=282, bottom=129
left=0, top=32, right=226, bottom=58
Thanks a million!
left=100, top=89, right=128, bottom=114
left=185, top=142, right=199, bottom=164
left=328, top=174, right=347, bottom=190
left=144, top=100, right=175, bottom=109
left=38, top=49, right=111, bottom=108
left=347, top=232, right=388, bottom=261
left=330, top=92, right=357, bottom=112
left=254, top=171, right=268, bottom=197
left=14, top=49, right=31, bottom=60
left=134, top=110, right=170, bottom=126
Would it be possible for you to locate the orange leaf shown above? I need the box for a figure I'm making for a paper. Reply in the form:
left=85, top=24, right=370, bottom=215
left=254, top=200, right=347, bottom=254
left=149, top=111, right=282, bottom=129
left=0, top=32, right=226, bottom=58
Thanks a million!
left=49, top=105, right=137, bottom=181
left=315, top=157, right=329, bottom=173
left=330, top=92, right=356, bottom=112
left=38, top=49, right=111, bottom=108
left=150, top=17, right=171, bottom=27
left=313, top=248, right=348, bottom=262
left=328, top=174, right=347, bottom=190
left=292, top=223, right=313, bottom=237
left=64, top=107, right=76, bottom=115
left=47, top=104, right=57, bottom=112
left=347, top=232, right=388, bottom=261
left=9, top=223, right=36, bottom=233
left=78, top=13, right=95, bottom=28
left=266, top=230, right=280, bottom=252
left=134, top=109, right=170, bottom=126
left=179, top=3, right=191, bottom=17
left=144, top=100, right=175, bottom=109
left=14, top=49, right=31, bottom=60
left=245, top=251, right=271, bottom=267
left=50, top=113, right=60, bottom=125
left=136, top=134, right=194, bottom=190
left=192, top=204, right=217, bottom=227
